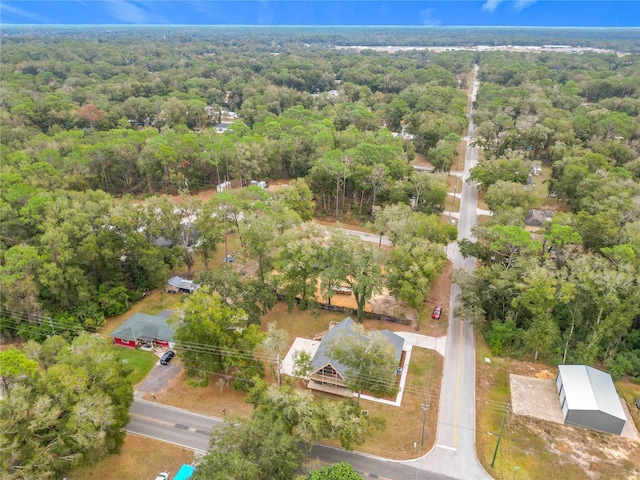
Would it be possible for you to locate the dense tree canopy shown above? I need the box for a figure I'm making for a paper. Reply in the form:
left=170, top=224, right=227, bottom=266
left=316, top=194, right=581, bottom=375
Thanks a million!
left=0, top=334, right=134, bottom=480
left=170, top=287, right=265, bottom=389
left=194, top=381, right=383, bottom=479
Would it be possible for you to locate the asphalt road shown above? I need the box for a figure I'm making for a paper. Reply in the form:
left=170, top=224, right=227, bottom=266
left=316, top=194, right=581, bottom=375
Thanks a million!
left=127, top=399, right=456, bottom=480
left=342, top=228, right=392, bottom=246
left=405, top=65, right=493, bottom=480
left=126, top=399, right=218, bottom=452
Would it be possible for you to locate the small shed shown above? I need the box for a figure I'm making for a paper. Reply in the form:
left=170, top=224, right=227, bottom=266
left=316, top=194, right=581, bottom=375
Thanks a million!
left=556, top=365, right=627, bottom=435
left=166, top=276, right=200, bottom=294
left=110, top=312, right=175, bottom=349
left=308, top=317, right=404, bottom=396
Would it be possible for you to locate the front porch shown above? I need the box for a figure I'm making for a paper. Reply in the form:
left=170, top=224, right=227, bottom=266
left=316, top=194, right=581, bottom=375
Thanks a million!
left=307, top=379, right=352, bottom=397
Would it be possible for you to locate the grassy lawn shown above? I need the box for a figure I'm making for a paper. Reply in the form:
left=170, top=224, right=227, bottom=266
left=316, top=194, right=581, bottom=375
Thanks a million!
left=476, top=336, right=640, bottom=480
left=67, top=435, right=194, bottom=480
left=109, top=345, right=158, bottom=385
left=444, top=176, right=463, bottom=213
left=261, top=302, right=347, bottom=342
left=616, top=381, right=640, bottom=431
left=476, top=189, right=490, bottom=211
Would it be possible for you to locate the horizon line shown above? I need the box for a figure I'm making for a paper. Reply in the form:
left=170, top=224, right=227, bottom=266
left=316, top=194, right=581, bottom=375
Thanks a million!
left=3, top=24, right=639, bottom=28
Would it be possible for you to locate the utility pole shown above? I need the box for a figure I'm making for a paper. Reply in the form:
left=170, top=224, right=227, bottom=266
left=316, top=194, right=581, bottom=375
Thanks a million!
left=420, top=400, right=429, bottom=448
left=491, top=404, right=510, bottom=468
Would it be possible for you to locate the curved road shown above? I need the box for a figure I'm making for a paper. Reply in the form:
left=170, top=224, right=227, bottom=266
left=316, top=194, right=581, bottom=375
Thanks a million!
left=126, top=65, right=491, bottom=480
left=127, top=399, right=455, bottom=480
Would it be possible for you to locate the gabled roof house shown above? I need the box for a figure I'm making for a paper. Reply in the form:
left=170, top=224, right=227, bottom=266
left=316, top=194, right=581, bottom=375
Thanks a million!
left=308, top=317, right=404, bottom=396
left=110, top=311, right=175, bottom=349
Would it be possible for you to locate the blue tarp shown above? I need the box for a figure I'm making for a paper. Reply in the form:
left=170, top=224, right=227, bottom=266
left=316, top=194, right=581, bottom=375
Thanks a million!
left=174, top=464, right=195, bottom=480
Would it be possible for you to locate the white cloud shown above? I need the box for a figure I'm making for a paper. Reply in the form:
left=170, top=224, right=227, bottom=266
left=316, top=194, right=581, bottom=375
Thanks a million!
left=0, top=3, right=53, bottom=23
left=105, top=1, right=151, bottom=23
left=419, top=8, right=441, bottom=26
left=514, top=0, right=537, bottom=11
left=103, top=1, right=173, bottom=25
left=482, top=0, right=504, bottom=12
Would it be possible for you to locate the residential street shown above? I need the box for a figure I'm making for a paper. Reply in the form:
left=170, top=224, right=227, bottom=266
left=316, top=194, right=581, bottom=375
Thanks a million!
left=405, top=65, right=493, bottom=480
left=127, top=399, right=457, bottom=480
left=126, top=399, right=217, bottom=452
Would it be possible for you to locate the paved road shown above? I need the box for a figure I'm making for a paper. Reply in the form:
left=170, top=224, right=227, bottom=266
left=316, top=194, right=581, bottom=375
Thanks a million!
left=127, top=399, right=456, bottom=480
left=135, top=359, right=182, bottom=397
left=126, top=399, right=217, bottom=452
left=405, top=65, right=493, bottom=480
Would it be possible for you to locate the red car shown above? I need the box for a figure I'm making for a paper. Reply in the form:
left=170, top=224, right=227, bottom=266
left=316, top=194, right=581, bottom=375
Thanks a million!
left=432, top=306, right=442, bottom=320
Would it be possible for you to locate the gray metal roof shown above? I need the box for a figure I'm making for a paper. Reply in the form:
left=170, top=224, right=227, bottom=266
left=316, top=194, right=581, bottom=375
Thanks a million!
left=558, top=365, right=626, bottom=420
left=109, top=313, right=175, bottom=343
left=311, top=317, right=404, bottom=377
left=168, top=276, right=200, bottom=292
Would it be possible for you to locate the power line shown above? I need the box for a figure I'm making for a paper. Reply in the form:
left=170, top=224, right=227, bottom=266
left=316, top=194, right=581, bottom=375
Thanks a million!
left=0, top=308, right=453, bottom=399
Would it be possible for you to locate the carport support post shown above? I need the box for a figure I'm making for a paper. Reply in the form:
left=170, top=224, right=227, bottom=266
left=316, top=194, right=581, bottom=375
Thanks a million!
left=491, top=404, right=509, bottom=468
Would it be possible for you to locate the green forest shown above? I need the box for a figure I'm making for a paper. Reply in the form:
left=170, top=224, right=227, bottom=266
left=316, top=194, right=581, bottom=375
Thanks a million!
left=1, top=26, right=640, bottom=480
left=0, top=28, right=465, bottom=338
left=1, top=28, right=639, bottom=374
left=457, top=50, right=640, bottom=380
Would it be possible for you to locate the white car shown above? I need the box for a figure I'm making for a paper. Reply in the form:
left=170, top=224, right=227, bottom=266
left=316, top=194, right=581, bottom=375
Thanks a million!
left=155, top=473, right=169, bottom=480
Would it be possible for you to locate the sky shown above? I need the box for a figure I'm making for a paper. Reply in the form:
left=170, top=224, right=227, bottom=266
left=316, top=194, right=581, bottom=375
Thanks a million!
left=1, top=1, right=639, bottom=27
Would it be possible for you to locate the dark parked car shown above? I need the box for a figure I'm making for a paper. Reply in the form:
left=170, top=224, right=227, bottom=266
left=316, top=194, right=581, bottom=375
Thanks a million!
left=160, top=350, right=175, bottom=365
left=432, top=306, right=442, bottom=320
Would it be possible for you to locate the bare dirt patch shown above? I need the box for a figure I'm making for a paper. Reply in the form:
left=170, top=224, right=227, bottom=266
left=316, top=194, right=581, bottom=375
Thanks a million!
left=509, top=374, right=564, bottom=424
left=411, top=153, right=435, bottom=170
left=476, top=189, right=490, bottom=211
left=145, top=369, right=255, bottom=420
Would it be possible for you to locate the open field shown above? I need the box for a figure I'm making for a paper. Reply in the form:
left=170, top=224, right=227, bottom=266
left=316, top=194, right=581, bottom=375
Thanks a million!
left=476, top=337, right=640, bottom=480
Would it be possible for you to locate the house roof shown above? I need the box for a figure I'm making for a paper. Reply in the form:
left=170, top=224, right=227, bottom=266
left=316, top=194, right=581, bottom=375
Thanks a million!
left=311, top=317, right=404, bottom=377
left=168, top=276, right=200, bottom=292
left=110, top=312, right=175, bottom=343
left=525, top=208, right=553, bottom=227
left=558, top=365, right=626, bottom=421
